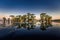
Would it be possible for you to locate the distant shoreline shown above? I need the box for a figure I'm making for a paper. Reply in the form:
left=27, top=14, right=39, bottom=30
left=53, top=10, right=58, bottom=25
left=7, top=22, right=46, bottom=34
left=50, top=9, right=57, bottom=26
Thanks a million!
left=52, top=21, right=60, bottom=23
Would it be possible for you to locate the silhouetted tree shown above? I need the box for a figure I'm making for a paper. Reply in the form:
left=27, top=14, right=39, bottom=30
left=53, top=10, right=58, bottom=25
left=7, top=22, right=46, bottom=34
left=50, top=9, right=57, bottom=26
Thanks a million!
left=3, top=17, right=6, bottom=26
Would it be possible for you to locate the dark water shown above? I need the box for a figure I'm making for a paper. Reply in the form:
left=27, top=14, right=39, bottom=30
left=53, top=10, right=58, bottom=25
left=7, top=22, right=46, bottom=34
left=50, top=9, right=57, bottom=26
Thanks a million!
left=0, top=22, right=60, bottom=40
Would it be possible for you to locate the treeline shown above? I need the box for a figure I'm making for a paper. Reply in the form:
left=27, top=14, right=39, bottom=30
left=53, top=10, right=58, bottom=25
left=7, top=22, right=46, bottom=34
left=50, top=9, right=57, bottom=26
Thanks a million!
left=52, top=19, right=60, bottom=22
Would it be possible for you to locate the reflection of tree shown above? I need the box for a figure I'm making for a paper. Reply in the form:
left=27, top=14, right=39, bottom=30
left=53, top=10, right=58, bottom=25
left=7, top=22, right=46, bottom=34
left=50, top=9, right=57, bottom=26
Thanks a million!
left=27, top=13, right=36, bottom=27
left=27, top=13, right=31, bottom=27
left=40, top=20, right=52, bottom=31
left=9, top=13, right=53, bottom=30
left=27, top=24, right=35, bottom=30
left=10, top=15, right=15, bottom=25
left=31, top=14, right=35, bottom=24
left=8, top=18, right=10, bottom=24
left=9, top=13, right=36, bottom=29
left=40, top=22, right=46, bottom=30
left=40, top=13, right=52, bottom=31
left=3, top=17, right=6, bottom=26
left=15, top=15, right=22, bottom=28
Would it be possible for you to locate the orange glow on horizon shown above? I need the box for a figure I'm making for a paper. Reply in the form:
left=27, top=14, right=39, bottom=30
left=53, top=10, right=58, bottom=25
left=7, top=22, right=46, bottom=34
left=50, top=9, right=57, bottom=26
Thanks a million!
left=35, top=15, right=60, bottom=20
left=0, top=15, right=10, bottom=19
left=0, top=15, right=60, bottom=20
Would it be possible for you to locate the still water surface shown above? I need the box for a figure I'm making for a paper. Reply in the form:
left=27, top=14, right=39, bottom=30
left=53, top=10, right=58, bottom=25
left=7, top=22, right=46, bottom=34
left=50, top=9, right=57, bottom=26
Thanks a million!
left=0, top=22, right=60, bottom=39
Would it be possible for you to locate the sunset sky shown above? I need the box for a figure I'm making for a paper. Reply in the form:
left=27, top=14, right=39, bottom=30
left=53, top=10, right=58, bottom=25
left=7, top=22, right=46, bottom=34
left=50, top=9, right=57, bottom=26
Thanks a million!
left=0, top=0, right=60, bottom=20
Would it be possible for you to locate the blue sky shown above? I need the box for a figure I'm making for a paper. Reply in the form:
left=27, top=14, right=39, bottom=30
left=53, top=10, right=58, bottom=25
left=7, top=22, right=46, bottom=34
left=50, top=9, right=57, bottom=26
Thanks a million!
left=0, top=0, right=60, bottom=19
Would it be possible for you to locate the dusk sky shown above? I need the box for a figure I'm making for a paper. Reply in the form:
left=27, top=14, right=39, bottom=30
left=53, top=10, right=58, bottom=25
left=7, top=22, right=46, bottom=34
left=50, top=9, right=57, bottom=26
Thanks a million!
left=0, top=0, right=60, bottom=19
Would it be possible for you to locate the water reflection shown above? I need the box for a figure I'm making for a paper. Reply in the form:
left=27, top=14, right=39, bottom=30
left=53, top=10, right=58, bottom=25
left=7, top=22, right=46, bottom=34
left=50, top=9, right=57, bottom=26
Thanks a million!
left=14, top=22, right=36, bottom=30
left=0, top=19, right=53, bottom=31
left=10, top=21, right=52, bottom=31
left=3, top=17, right=6, bottom=27
left=0, top=14, right=54, bottom=31
left=1, top=13, right=53, bottom=30
left=0, top=20, right=60, bottom=39
left=40, top=21, right=52, bottom=31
